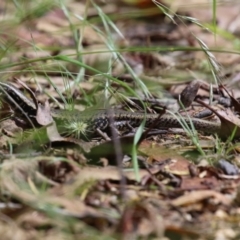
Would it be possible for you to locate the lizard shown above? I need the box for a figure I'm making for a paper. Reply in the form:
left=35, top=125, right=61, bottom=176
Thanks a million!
left=0, top=81, right=221, bottom=138
left=50, top=108, right=221, bottom=135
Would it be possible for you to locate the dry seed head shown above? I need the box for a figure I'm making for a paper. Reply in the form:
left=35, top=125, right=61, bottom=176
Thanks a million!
left=63, top=120, right=89, bottom=139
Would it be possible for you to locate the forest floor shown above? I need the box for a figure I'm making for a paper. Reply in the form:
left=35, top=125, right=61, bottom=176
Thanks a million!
left=0, top=0, right=240, bottom=239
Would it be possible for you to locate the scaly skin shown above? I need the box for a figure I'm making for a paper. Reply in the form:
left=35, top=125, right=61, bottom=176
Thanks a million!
left=51, top=109, right=221, bottom=134
left=0, top=82, right=37, bottom=117
left=0, top=81, right=221, bottom=135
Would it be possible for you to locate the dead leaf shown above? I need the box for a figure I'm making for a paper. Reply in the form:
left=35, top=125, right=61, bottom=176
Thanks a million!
left=86, top=136, right=135, bottom=165
left=179, top=79, right=200, bottom=108
left=64, top=166, right=149, bottom=191
left=171, top=190, right=231, bottom=207
left=196, top=99, right=240, bottom=138
left=36, top=101, right=53, bottom=126
left=46, top=121, right=63, bottom=141
left=139, top=141, right=190, bottom=175
left=117, top=201, right=164, bottom=237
